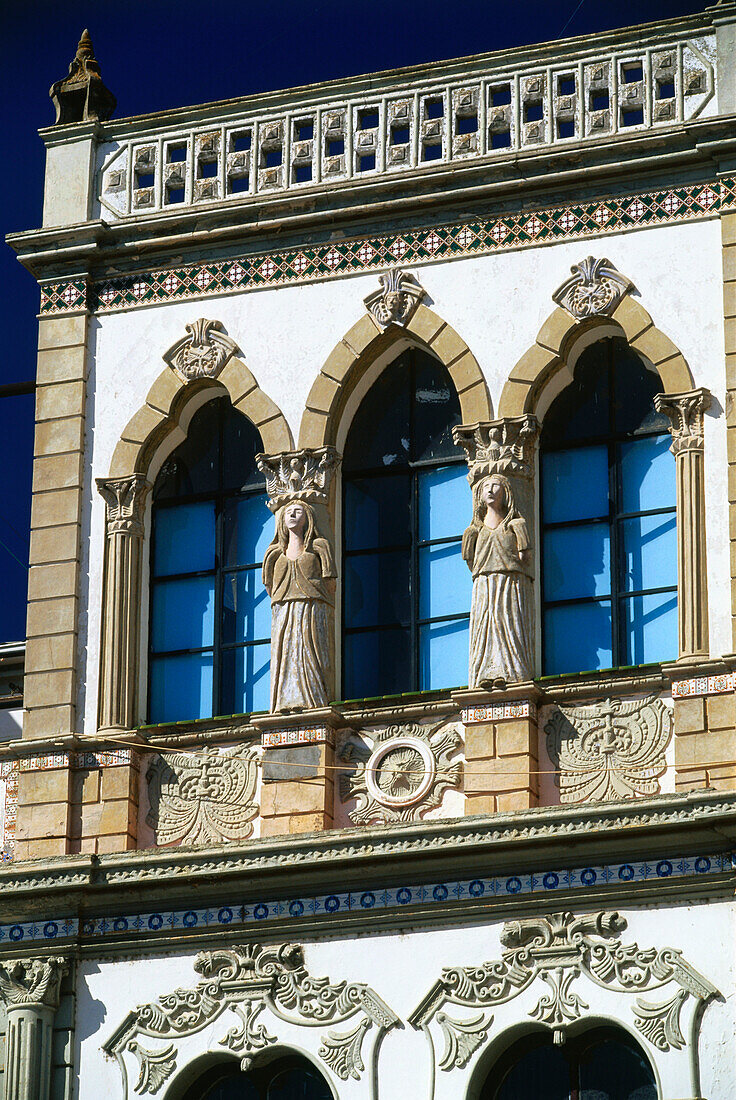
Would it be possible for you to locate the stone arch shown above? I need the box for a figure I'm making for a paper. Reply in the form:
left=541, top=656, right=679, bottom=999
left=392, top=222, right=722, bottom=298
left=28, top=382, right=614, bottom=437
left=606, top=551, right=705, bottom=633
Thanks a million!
left=108, top=354, right=293, bottom=479
left=497, top=294, right=695, bottom=419
left=298, top=303, right=492, bottom=449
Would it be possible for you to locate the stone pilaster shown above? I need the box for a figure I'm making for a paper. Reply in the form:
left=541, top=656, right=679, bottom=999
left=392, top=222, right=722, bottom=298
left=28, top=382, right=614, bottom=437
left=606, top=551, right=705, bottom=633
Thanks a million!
left=0, top=956, right=68, bottom=1100
left=455, top=689, right=541, bottom=814
left=721, top=211, right=736, bottom=648
left=654, top=389, right=711, bottom=660
left=253, top=710, right=341, bottom=836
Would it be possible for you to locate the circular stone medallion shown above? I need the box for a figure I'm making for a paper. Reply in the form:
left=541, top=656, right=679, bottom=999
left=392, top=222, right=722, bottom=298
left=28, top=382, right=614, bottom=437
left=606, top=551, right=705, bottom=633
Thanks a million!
left=365, top=736, right=436, bottom=809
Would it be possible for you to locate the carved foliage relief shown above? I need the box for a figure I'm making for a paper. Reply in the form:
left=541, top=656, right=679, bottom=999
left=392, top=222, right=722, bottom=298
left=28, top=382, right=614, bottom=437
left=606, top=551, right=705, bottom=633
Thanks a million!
left=552, top=256, right=635, bottom=320
left=364, top=268, right=424, bottom=328
left=163, top=318, right=237, bottom=382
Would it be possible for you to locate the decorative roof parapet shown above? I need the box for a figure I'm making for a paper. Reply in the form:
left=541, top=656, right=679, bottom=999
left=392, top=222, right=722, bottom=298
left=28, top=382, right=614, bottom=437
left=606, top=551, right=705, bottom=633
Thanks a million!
left=654, top=388, right=712, bottom=454
left=50, top=30, right=116, bottom=125
left=364, top=269, right=424, bottom=328
left=552, top=256, right=636, bottom=319
left=453, top=416, right=539, bottom=483
left=163, top=318, right=238, bottom=383
left=256, top=447, right=340, bottom=512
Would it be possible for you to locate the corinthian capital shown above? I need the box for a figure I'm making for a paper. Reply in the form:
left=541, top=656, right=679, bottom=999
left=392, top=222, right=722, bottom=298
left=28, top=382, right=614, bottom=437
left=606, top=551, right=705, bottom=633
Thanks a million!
left=452, top=416, right=539, bottom=482
left=0, top=957, right=68, bottom=1010
left=654, top=388, right=711, bottom=455
left=256, top=447, right=340, bottom=512
left=96, top=475, right=150, bottom=536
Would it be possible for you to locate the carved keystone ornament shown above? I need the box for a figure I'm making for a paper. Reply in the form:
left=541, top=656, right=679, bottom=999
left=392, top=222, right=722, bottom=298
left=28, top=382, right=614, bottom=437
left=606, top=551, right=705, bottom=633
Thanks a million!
left=552, top=256, right=635, bottom=320
left=163, top=318, right=237, bottom=382
left=364, top=268, right=424, bottom=328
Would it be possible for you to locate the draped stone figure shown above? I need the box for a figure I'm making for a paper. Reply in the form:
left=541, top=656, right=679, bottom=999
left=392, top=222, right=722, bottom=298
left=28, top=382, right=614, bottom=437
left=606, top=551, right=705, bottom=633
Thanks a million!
left=262, top=499, right=336, bottom=712
left=462, top=474, right=534, bottom=688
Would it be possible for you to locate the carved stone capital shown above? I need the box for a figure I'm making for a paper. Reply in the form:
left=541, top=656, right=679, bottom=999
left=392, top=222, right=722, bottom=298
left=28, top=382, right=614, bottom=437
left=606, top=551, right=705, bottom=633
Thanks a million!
left=257, top=447, right=340, bottom=512
left=163, top=318, right=237, bottom=383
left=0, top=957, right=68, bottom=1011
left=364, top=268, right=424, bottom=328
left=654, top=388, right=711, bottom=455
left=452, top=416, right=539, bottom=482
left=96, top=475, right=150, bottom=537
left=552, top=256, right=635, bottom=320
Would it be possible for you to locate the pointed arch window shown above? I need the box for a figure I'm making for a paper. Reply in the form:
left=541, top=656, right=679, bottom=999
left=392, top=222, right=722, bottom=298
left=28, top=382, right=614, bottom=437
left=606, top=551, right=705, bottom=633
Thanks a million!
left=181, top=1054, right=333, bottom=1099
left=540, top=337, right=677, bottom=674
left=342, top=348, right=471, bottom=699
left=149, top=397, right=272, bottom=723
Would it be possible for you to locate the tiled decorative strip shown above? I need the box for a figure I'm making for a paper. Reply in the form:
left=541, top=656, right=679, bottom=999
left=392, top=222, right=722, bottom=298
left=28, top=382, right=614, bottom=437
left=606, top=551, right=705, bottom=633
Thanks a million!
left=40, top=176, right=736, bottom=316
left=672, top=673, right=735, bottom=699
left=262, top=726, right=333, bottom=749
left=18, top=749, right=132, bottom=771
left=462, top=701, right=536, bottom=724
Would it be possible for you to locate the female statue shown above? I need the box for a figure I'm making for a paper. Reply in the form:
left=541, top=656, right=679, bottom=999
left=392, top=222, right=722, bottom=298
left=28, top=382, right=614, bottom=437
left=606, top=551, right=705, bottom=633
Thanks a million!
left=262, top=499, right=336, bottom=712
left=461, top=474, right=534, bottom=689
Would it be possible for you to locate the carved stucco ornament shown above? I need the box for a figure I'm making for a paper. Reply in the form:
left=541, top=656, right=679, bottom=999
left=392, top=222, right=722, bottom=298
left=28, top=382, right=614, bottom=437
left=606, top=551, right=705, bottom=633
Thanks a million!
left=545, top=694, right=672, bottom=804
left=104, top=942, right=400, bottom=1096
left=146, top=746, right=259, bottom=846
left=364, top=268, right=424, bottom=328
left=163, top=318, right=237, bottom=382
left=552, top=256, right=635, bottom=320
left=452, top=416, right=539, bottom=484
left=410, top=911, right=718, bottom=1073
left=339, top=721, right=462, bottom=825
left=256, top=446, right=339, bottom=512
left=0, top=957, right=68, bottom=1009
left=654, top=388, right=712, bottom=456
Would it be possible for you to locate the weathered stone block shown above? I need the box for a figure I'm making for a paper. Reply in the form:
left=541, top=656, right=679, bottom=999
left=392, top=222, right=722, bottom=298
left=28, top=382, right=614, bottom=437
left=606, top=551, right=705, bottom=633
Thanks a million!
left=22, top=704, right=74, bottom=740
left=497, top=788, right=537, bottom=813
left=37, top=314, right=87, bottom=351
left=36, top=381, right=85, bottom=422
left=706, top=694, right=736, bottom=731
left=32, top=452, right=84, bottom=494
left=18, top=767, right=69, bottom=804
left=431, top=323, right=467, bottom=364
left=27, top=562, right=78, bottom=602
left=24, top=633, right=76, bottom=674
left=29, top=525, right=79, bottom=565
left=31, top=487, right=82, bottom=529
left=464, top=723, right=495, bottom=759
left=36, top=346, right=87, bottom=385
left=22, top=669, right=75, bottom=707
left=34, top=417, right=85, bottom=457
left=495, top=719, right=537, bottom=757
left=26, top=596, right=77, bottom=638
left=320, top=342, right=357, bottom=383
left=673, top=696, right=705, bottom=734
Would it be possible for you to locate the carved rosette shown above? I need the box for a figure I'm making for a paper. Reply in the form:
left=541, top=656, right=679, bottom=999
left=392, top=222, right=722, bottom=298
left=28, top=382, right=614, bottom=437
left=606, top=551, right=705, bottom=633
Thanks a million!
left=0, top=957, right=68, bottom=1010
left=146, top=745, right=259, bottom=846
left=545, top=694, right=673, bottom=804
left=339, top=721, right=462, bottom=825
left=452, top=416, right=539, bottom=485
left=654, top=388, right=711, bottom=456
left=104, top=942, right=399, bottom=1094
left=364, top=268, right=424, bottom=328
left=163, top=318, right=237, bottom=383
left=552, top=256, right=635, bottom=320
left=256, top=446, right=340, bottom=513
left=97, top=475, right=150, bottom=538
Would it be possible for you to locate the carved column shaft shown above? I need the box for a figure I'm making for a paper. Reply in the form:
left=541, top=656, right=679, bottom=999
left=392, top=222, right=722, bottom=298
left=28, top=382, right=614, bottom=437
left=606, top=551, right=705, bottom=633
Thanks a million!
left=96, top=476, right=150, bottom=732
left=654, top=389, right=711, bottom=659
left=0, top=957, right=67, bottom=1100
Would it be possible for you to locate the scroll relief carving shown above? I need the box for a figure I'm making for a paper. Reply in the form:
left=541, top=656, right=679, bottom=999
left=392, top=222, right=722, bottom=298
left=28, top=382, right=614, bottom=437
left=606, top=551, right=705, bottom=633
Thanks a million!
left=545, top=695, right=672, bottom=804
left=146, top=745, right=259, bottom=846
left=0, top=956, right=68, bottom=1010
left=104, top=942, right=400, bottom=1096
left=409, top=911, right=718, bottom=1073
left=339, top=721, right=462, bottom=825
left=364, top=268, right=424, bottom=328
left=163, top=318, right=237, bottom=382
left=552, top=256, right=635, bottom=320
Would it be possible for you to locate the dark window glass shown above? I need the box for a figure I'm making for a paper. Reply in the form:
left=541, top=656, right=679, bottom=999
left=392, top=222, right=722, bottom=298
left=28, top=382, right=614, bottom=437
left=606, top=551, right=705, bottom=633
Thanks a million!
left=658, top=80, right=675, bottom=100
left=457, top=114, right=478, bottom=133
left=232, top=132, right=252, bottom=151
left=557, top=120, right=575, bottom=138
left=491, top=129, right=512, bottom=148
left=591, top=90, right=610, bottom=111
left=391, top=126, right=410, bottom=144
left=136, top=172, right=154, bottom=188
left=491, top=84, right=512, bottom=106
left=358, top=153, right=376, bottom=172
left=149, top=398, right=270, bottom=723
left=426, top=99, right=444, bottom=118
left=229, top=175, right=250, bottom=194
left=423, top=143, right=442, bottom=160
left=199, top=160, right=218, bottom=178
left=327, top=138, right=344, bottom=156
left=0, top=386, right=34, bottom=644
left=558, top=76, right=576, bottom=96
left=622, top=107, right=645, bottom=127
left=166, top=186, right=185, bottom=204
left=524, top=101, right=543, bottom=122
left=342, top=349, right=469, bottom=699
left=182, top=1055, right=332, bottom=1100
left=295, top=122, right=314, bottom=141
left=622, top=63, right=644, bottom=83
left=295, top=165, right=313, bottom=183
left=358, top=109, right=379, bottom=129
left=265, top=149, right=282, bottom=168
left=541, top=338, right=676, bottom=675
left=167, top=144, right=187, bottom=162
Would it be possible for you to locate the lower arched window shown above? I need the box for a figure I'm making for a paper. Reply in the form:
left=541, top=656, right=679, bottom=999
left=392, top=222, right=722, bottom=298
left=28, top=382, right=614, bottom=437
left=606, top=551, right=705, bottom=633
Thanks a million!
left=480, top=1026, right=657, bottom=1100
left=181, top=1054, right=333, bottom=1099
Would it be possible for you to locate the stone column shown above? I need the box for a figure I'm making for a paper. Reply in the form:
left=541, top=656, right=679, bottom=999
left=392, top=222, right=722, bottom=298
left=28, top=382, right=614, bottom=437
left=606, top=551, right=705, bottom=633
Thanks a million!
left=654, top=389, right=711, bottom=660
left=0, top=956, right=68, bottom=1100
left=95, top=475, right=150, bottom=733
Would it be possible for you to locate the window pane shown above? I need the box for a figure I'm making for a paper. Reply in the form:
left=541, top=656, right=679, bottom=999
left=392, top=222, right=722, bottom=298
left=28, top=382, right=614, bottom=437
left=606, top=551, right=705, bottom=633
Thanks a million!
left=223, top=494, right=272, bottom=566
left=222, top=567, right=271, bottom=642
left=153, top=400, right=220, bottom=499
left=344, top=550, right=411, bottom=627
left=418, top=465, right=468, bottom=541
left=149, top=652, right=213, bottom=723
left=221, top=407, right=264, bottom=491
left=153, top=502, right=215, bottom=576
left=151, top=576, right=215, bottom=651
left=579, top=1037, right=657, bottom=1099
left=541, top=338, right=610, bottom=445
left=344, top=475, right=411, bottom=551
left=419, top=617, right=469, bottom=690
left=221, top=642, right=270, bottom=714
left=493, top=1042, right=570, bottom=1100
left=612, top=342, right=667, bottom=435
left=343, top=354, right=411, bottom=471
left=619, top=435, right=675, bottom=514
left=542, top=446, right=609, bottom=523
left=544, top=601, right=613, bottom=674
left=418, top=542, right=471, bottom=618
left=412, top=354, right=461, bottom=461
left=267, top=1066, right=333, bottom=1100
left=0, top=392, right=33, bottom=644
left=621, top=512, right=677, bottom=593
left=543, top=523, right=611, bottom=601
left=622, top=591, right=678, bottom=665
left=343, top=627, right=411, bottom=699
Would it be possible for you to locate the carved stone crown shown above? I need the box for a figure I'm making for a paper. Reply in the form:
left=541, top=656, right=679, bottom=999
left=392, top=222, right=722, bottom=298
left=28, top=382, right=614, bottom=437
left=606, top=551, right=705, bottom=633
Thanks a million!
left=163, top=318, right=237, bottom=383
left=552, top=256, right=635, bottom=320
left=257, top=447, right=340, bottom=512
left=453, top=416, right=539, bottom=482
left=364, top=268, right=424, bottom=328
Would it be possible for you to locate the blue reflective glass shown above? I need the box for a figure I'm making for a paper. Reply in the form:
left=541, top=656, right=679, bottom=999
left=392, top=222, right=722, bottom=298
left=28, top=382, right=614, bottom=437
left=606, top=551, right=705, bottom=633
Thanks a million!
left=543, top=523, right=611, bottom=601
left=221, top=642, right=270, bottom=714
left=153, top=502, right=215, bottom=576
left=344, top=550, right=410, bottom=628
left=223, top=494, right=272, bottom=566
left=222, top=567, right=271, bottom=643
left=343, top=627, right=411, bottom=699
left=419, top=617, right=469, bottom=690
left=151, top=576, right=215, bottom=651
left=621, top=512, right=677, bottom=593
left=344, top=476, right=411, bottom=551
left=623, top=591, right=678, bottom=665
left=620, top=435, right=675, bottom=514
left=418, top=542, right=472, bottom=618
left=418, top=465, right=469, bottom=541
left=544, top=601, right=613, bottom=674
left=542, top=446, right=609, bottom=523
left=149, top=652, right=213, bottom=723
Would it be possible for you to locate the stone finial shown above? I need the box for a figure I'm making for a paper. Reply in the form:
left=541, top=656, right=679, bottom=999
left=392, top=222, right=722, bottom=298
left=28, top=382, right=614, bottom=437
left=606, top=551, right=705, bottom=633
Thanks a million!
left=452, top=416, right=539, bottom=483
left=364, top=269, right=424, bottom=328
left=163, top=319, right=238, bottom=383
left=654, top=388, right=712, bottom=455
left=50, top=30, right=116, bottom=125
left=0, top=957, right=68, bottom=1010
left=552, top=256, right=635, bottom=320
left=256, top=447, right=340, bottom=512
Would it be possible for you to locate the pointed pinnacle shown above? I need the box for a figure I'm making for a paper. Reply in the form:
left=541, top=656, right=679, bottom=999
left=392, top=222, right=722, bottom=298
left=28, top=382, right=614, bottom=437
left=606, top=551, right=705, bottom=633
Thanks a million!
left=77, top=29, right=94, bottom=60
